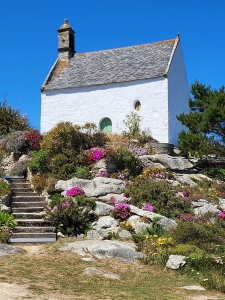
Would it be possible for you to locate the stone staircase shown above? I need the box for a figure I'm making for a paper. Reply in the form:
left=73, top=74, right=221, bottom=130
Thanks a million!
left=6, top=177, right=56, bottom=243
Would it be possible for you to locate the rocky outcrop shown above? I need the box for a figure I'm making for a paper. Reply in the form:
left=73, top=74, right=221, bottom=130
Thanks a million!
left=55, top=177, right=124, bottom=197
left=140, top=154, right=194, bottom=171
left=60, top=239, right=143, bottom=262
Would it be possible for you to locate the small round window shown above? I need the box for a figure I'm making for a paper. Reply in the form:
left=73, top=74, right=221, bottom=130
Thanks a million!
left=134, top=100, right=141, bottom=111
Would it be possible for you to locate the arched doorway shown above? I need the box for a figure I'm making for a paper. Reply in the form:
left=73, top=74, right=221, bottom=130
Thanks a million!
left=100, top=118, right=112, bottom=132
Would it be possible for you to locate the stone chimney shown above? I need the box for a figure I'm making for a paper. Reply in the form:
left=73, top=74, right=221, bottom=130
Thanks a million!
left=57, top=19, right=75, bottom=59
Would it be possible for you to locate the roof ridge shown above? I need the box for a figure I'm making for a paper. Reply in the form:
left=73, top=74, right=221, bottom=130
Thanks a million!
left=74, top=37, right=177, bottom=56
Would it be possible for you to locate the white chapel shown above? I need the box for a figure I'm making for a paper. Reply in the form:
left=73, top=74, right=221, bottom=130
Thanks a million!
left=41, top=19, right=189, bottom=145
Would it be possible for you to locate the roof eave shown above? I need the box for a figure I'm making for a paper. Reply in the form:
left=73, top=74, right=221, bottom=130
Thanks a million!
left=40, top=58, right=59, bottom=92
left=163, top=35, right=180, bottom=76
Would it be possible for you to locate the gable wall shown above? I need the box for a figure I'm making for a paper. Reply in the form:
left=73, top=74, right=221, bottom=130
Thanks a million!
left=168, top=41, right=189, bottom=146
left=41, top=77, right=169, bottom=142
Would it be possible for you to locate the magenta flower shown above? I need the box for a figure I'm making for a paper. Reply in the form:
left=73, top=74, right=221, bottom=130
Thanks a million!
left=219, top=212, right=225, bottom=219
left=66, top=186, right=85, bottom=197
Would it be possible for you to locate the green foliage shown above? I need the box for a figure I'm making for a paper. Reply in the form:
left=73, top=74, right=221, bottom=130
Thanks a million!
left=49, top=193, right=64, bottom=208
left=0, top=181, right=11, bottom=196
left=0, top=212, right=16, bottom=228
left=125, top=175, right=191, bottom=218
left=170, top=220, right=225, bottom=248
left=29, top=150, right=49, bottom=174
left=177, top=81, right=225, bottom=157
left=47, top=196, right=96, bottom=235
left=0, top=99, right=29, bottom=136
left=74, top=166, right=93, bottom=179
left=204, top=167, right=225, bottom=181
left=113, top=147, right=142, bottom=177
left=123, top=111, right=142, bottom=137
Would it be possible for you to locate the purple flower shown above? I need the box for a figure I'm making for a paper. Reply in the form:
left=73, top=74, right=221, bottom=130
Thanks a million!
left=99, top=171, right=108, bottom=177
left=114, top=202, right=130, bottom=219
left=122, top=195, right=131, bottom=202
left=142, top=203, right=153, bottom=212
left=61, top=201, right=70, bottom=209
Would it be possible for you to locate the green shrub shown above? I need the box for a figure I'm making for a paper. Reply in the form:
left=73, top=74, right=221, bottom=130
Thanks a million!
left=125, top=176, right=191, bottom=218
left=47, top=196, right=96, bottom=235
left=29, top=150, right=49, bottom=174
left=170, top=220, right=225, bottom=247
left=0, top=212, right=16, bottom=243
left=49, top=153, right=76, bottom=180
left=49, top=193, right=63, bottom=207
left=0, top=181, right=11, bottom=196
left=74, top=166, right=92, bottom=179
left=106, top=147, right=142, bottom=177
left=0, top=100, right=29, bottom=136
left=0, top=212, right=16, bottom=228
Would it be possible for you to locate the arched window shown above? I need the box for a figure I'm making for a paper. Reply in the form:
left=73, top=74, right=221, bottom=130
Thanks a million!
left=100, top=118, right=112, bottom=132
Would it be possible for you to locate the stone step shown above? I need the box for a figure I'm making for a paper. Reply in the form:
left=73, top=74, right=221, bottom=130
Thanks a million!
left=10, top=237, right=56, bottom=243
left=10, top=183, right=32, bottom=189
left=16, top=219, right=55, bottom=227
left=11, top=196, right=46, bottom=202
left=13, top=226, right=55, bottom=233
left=11, top=191, right=39, bottom=196
left=12, top=202, right=46, bottom=208
left=11, top=188, right=34, bottom=194
left=12, top=207, right=45, bottom=213
left=12, top=213, right=46, bottom=219
left=11, top=232, right=56, bottom=239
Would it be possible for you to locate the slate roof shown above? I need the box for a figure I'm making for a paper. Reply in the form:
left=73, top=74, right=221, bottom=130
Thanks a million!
left=41, top=37, right=179, bottom=91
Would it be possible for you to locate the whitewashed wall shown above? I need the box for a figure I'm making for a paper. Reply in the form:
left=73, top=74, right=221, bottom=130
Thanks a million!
left=41, top=77, right=170, bottom=142
left=168, top=41, right=189, bottom=145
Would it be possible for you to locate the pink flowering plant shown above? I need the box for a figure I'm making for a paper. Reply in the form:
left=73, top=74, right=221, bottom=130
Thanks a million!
left=47, top=195, right=96, bottom=235
left=142, top=203, right=153, bottom=212
left=65, top=186, right=85, bottom=197
left=112, top=203, right=130, bottom=220
left=83, top=148, right=107, bottom=164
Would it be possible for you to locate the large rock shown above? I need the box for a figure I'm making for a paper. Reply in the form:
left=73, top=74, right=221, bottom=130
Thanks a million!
left=140, top=154, right=194, bottom=171
left=97, top=193, right=124, bottom=203
left=0, top=244, right=24, bottom=257
left=92, top=159, right=117, bottom=175
left=60, top=240, right=143, bottom=262
left=218, top=198, right=225, bottom=211
left=94, top=201, right=114, bottom=216
left=92, top=216, right=119, bottom=238
left=55, top=177, right=124, bottom=197
left=139, top=156, right=165, bottom=169
left=174, top=174, right=197, bottom=187
left=128, top=215, right=151, bottom=234
left=166, top=255, right=186, bottom=269
left=192, top=199, right=221, bottom=216
left=129, top=205, right=177, bottom=231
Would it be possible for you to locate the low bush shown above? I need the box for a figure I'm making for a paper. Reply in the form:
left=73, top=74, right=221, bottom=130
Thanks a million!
left=0, top=212, right=16, bottom=243
left=31, top=174, right=47, bottom=193
left=47, top=195, right=96, bottom=235
left=0, top=180, right=11, bottom=196
left=125, top=176, right=191, bottom=218
left=29, top=150, right=49, bottom=174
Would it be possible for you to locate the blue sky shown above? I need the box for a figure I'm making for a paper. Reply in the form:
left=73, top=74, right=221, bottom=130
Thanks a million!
left=0, top=0, right=225, bottom=130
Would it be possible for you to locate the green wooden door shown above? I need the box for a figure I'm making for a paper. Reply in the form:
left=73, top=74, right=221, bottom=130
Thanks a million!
left=100, top=118, right=112, bottom=132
